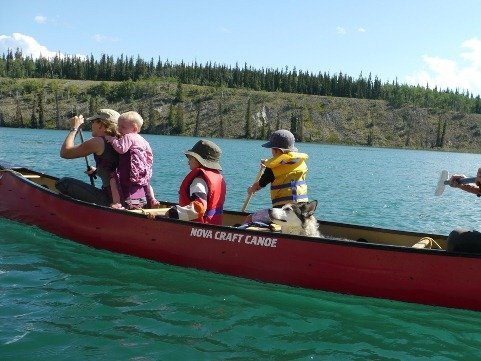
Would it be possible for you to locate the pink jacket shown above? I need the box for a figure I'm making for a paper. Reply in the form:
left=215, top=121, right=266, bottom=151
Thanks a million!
left=106, top=133, right=153, bottom=186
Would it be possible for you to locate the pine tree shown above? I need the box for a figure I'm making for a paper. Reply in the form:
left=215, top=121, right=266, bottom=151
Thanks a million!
left=174, top=104, right=185, bottom=134
left=49, top=80, right=61, bottom=129
left=174, top=80, right=184, bottom=103
left=290, top=112, right=298, bottom=138
left=147, top=99, right=159, bottom=133
left=88, top=96, right=97, bottom=116
left=37, top=90, right=45, bottom=128
left=167, top=103, right=175, bottom=134
left=30, top=97, right=38, bottom=128
left=15, top=97, right=24, bottom=127
left=440, top=119, right=447, bottom=148
left=244, top=97, right=251, bottom=138
left=194, top=101, right=201, bottom=137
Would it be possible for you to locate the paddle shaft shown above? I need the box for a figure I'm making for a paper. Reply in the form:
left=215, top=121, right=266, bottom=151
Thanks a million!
left=241, top=165, right=264, bottom=212
left=78, top=129, right=95, bottom=186
left=443, top=177, right=476, bottom=186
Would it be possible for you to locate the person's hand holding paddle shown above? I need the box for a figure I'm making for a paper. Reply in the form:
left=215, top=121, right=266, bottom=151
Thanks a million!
left=448, top=174, right=466, bottom=188
left=242, top=164, right=265, bottom=212
left=68, top=114, right=96, bottom=186
left=70, top=114, right=85, bottom=131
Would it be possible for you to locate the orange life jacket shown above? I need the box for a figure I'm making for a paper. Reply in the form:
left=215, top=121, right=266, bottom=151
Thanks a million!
left=179, top=168, right=226, bottom=225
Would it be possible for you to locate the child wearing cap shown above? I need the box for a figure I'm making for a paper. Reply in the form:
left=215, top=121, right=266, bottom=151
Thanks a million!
left=105, top=111, right=159, bottom=209
left=166, top=139, right=226, bottom=225
left=246, top=129, right=309, bottom=223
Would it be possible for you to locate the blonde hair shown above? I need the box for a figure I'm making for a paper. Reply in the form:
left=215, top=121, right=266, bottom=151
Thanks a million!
left=97, top=118, right=119, bottom=137
left=119, top=111, right=144, bottom=130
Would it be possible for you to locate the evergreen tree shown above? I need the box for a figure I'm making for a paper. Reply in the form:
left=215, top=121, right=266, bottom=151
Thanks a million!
left=174, top=104, right=185, bottom=134
left=30, top=97, right=38, bottom=128
left=167, top=103, right=175, bottom=134
left=475, top=96, right=481, bottom=114
left=194, top=101, right=201, bottom=137
left=147, top=99, right=159, bottom=133
left=37, top=90, right=45, bottom=128
left=435, top=119, right=442, bottom=147
left=218, top=101, right=224, bottom=137
left=440, top=119, right=447, bottom=148
left=276, top=110, right=281, bottom=130
left=244, top=97, right=251, bottom=138
left=290, top=112, right=298, bottom=138
left=174, top=80, right=184, bottom=103
left=15, top=97, right=24, bottom=127
left=88, top=96, right=97, bottom=116
left=49, top=80, right=61, bottom=129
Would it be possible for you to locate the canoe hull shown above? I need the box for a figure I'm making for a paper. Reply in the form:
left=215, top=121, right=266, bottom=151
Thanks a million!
left=1, top=168, right=480, bottom=311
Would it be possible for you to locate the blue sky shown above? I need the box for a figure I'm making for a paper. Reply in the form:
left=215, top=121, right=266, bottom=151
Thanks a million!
left=2, top=0, right=481, bottom=96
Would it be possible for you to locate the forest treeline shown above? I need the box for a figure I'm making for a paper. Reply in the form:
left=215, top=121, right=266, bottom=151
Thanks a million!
left=3, top=49, right=481, bottom=152
left=2, top=48, right=481, bottom=114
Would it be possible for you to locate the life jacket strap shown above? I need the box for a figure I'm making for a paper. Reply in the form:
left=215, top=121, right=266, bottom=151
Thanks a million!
left=272, top=194, right=309, bottom=205
left=205, top=206, right=223, bottom=217
left=271, top=180, right=306, bottom=190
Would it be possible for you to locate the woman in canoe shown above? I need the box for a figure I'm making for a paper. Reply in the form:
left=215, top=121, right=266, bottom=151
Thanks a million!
left=57, top=109, right=121, bottom=206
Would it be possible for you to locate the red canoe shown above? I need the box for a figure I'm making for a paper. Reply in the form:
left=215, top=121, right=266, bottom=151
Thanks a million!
left=1, top=165, right=481, bottom=311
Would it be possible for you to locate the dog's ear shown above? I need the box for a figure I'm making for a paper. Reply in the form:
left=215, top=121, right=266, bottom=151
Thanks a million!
left=301, top=200, right=317, bottom=217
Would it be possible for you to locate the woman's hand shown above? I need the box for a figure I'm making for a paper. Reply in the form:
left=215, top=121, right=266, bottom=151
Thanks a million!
left=70, top=115, right=84, bottom=130
left=85, top=166, right=97, bottom=175
left=449, top=174, right=466, bottom=187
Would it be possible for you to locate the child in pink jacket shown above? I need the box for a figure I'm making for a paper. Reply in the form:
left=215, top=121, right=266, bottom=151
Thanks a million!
left=105, top=111, right=159, bottom=209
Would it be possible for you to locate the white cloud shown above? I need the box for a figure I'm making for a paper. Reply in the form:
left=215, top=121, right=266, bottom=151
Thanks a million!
left=460, top=38, right=481, bottom=67
left=357, top=27, right=366, bottom=33
left=407, top=37, right=481, bottom=96
left=34, top=15, right=47, bottom=24
left=0, top=32, right=85, bottom=60
left=0, top=32, right=59, bottom=58
left=336, top=26, right=346, bottom=35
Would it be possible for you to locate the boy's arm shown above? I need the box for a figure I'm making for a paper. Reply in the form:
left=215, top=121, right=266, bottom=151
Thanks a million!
left=105, top=134, right=135, bottom=154
left=248, top=168, right=274, bottom=194
left=167, top=178, right=208, bottom=221
left=258, top=168, right=274, bottom=187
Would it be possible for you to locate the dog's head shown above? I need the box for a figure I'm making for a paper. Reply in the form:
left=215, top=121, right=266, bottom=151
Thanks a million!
left=268, top=200, right=318, bottom=228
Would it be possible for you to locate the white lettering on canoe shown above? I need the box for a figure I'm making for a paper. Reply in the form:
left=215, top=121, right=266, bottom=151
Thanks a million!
left=190, top=228, right=213, bottom=239
left=244, top=235, right=277, bottom=247
left=190, top=228, right=277, bottom=248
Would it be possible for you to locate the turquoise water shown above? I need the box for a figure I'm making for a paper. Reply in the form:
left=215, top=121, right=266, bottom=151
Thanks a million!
left=1, top=128, right=481, bottom=360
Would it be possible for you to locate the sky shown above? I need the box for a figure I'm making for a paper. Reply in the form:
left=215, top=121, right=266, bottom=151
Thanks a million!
left=2, top=0, right=481, bottom=96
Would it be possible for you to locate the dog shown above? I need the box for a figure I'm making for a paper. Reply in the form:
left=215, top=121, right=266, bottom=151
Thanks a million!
left=268, top=200, right=321, bottom=237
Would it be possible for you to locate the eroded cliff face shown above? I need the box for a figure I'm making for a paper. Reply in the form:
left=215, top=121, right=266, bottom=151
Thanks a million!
left=2, top=78, right=481, bottom=151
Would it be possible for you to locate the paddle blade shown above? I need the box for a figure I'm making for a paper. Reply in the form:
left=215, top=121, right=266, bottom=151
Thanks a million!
left=435, top=170, right=449, bottom=196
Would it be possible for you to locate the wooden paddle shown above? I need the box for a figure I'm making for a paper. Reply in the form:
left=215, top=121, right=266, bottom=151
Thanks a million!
left=434, top=170, right=476, bottom=196
left=78, top=128, right=96, bottom=186
left=241, top=165, right=264, bottom=212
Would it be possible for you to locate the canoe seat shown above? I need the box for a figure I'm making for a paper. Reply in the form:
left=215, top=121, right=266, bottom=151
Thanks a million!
left=129, top=208, right=170, bottom=217
left=244, top=223, right=281, bottom=232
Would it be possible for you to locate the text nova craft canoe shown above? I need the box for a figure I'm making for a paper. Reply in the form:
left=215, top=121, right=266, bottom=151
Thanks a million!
left=1, top=164, right=481, bottom=311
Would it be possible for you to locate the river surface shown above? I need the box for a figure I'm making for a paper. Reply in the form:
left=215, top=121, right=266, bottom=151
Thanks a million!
left=1, top=128, right=481, bottom=360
